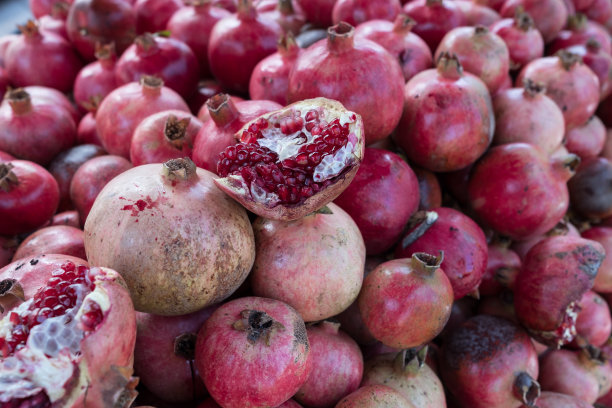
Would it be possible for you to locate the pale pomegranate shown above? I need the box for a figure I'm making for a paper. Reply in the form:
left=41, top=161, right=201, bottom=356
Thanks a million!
left=489, top=9, right=544, bottom=69
left=335, top=385, right=415, bottom=408
left=500, top=0, right=568, bottom=42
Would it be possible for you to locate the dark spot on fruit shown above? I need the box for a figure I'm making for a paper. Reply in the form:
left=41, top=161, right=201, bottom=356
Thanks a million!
left=573, top=244, right=605, bottom=277
left=293, top=317, right=309, bottom=352
left=173, top=332, right=197, bottom=360
left=14, top=263, right=25, bottom=271
left=29, top=259, right=39, bottom=266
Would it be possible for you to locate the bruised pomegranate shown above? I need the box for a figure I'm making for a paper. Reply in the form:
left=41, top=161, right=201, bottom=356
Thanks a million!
left=13, top=226, right=85, bottom=261
left=215, top=97, right=365, bottom=220
left=582, top=226, right=612, bottom=293
left=514, top=235, right=605, bottom=347
left=84, top=158, right=255, bottom=315
left=335, top=385, right=414, bottom=408
left=0, top=261, right=137, bottom=407
left=489, top=9, right=544, bottom=70
left=194, top=296, right=311, bottom=408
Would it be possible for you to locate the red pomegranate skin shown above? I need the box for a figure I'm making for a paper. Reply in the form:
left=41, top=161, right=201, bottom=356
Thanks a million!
left=69, top=155, right=133, bottom=227
left=332, top=0, right=401, bottom=26
left=440, top=315, right=540, bottom=408
left=96, top=77, right=190, bottom=159
left=479, top=243, right=521, bottom=296
left=568, top=157, right=612, bottom=219
left=393, top=54, right=494, bottom=172
left=514, top=235, right=605, bottom=347
left=134, top=306, right=217, bottom=402
left=335, top=385, right=415, bottom=408
left=51, top=210, right=80, bottom=228
left=295, top=0, right=337, bottom=27
left=0, top=151, right=14, bottom=162
left=489, top=14, right=544, bottom=69
left=334, top=148, right=420, bottom=255
left=73, top=44, right=118, bottom=113
left=130, top=110, right=203, bottom=166
left=500, top=0, right=568, bottom=42
left=582, top=227, right=612, bottom=293
left=566, top=42, right=612, bottom=101
left=584, top=0, right=612, bottom=24
left=572, top=290, right=612, bottom=348
left=511, top=220, right=581, bottom=261
left=48, top=144, right=107, bottom=212
left=134, top=0, right=182, bottom=34
left=0, top=160, right=59, bottom=236
left=77, top=112, right=103, bottom=146
left=413, top=167, right=441, bottom=210
left=0, top=67, right=9, bottom=98
left=402, top=0, right=467, bottom=51
left=468, top=143, right=573, bottom=240
left=288, top=22, right=405, bottom=145
left=24, top=85, right=82, bottom=127
left=195, top=297, right=311, bottom=408
left=435, top=26, right=510, bottom=93
left=517, top=52, right=600, bottom=130
left=548, top=15, right=612, bottom=55
left=12, top=226, right=86, bottom=261
left=537, top=391, right=594, bottom=408
left=251, top=203, right=365, bottom=322
left=565, top=115, right=606, bottom=160
left=396, top=207, right=488, bottom=300
left=354, top=15, right=433, bottom=82
left=477, top=291, right=518, bottom=323
left=294, top=322, right=363, bottom=407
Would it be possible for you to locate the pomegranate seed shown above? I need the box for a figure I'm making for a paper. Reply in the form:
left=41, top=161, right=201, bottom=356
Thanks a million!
left=305, top=110, right=318, bottom=122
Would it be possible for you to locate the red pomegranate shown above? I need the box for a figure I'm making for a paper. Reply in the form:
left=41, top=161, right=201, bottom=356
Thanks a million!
left=583, top=0, right=612, bottom=24
left=13, top=226, right=86, bottom=261
left=537, top=391, right=594, bottom=408
left=413, top=167, right=442, bottom=210
left=500, top=0, right=568, bottom=42
left=258, top=0, right=307, bottom=35
left=489, top=9, right=544, bottom=69
left=134, top=0, right=182, bottom=34
left=29, top=0, right=73, bottom=18
left=23, top=85, right=81, bottom=126
left=548, top=13, right=612, bottom=55
left=572, top=290, right=612, bottom=348
left=479, top=243, right=521, bottom=296
left=402, top=0, right=467, bottom=51
left=565, top=115, right=606, bottom=160
left=295, top=0, right=337, bottom=27
left=0, top=238, right=17, bottom=269
left=51, top=211, right=81, bottom=228
left=189, top=79, right=223, bottom=114
left=77, top=112, right=103, bottom=147
left=454, top=0, right=501, bottom=26
left=73, top=43, right=119, bottom=113
left=332, top=0, right=402, bottom=26
left=566, top=41, right=612, bottom=100
left=582, top=227, right=612, bottom=293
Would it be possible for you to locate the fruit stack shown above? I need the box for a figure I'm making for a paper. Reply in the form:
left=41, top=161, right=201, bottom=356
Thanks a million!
left=1, top=0, right=612, bottom=407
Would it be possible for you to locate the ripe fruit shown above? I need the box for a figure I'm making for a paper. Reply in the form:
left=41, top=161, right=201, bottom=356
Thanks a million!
left=332, top=0, right=402, bottom=26
left=500, top=0, right=568, bottom=42
left=73, top=43, right=119, bottom=113
left=489, top=9, right=544, bottom=69
left=582, top=226, right=612, bottom=293
left=568, top=157, right=612, bottom=220
left=402, top=0, right=467, bottom=50
left=564, top=115, right=606, bottom=160
left=335, top=384, right=415, bottom=408
left=13, top=226, right=86, bottom=261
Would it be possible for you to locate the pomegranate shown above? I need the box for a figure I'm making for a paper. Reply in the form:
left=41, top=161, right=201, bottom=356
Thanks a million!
left=514, top=235, right=605, bottom=347
left=295, top=0, right=336, bottom=27
left=134, top=0, right=182, bottom=34
left=249, top=33, right=300, bottom=105
left=194, top=296, right=311, bottom=408
left=582, top=227, right=612, bottom=293
left=604, top=129, right=612, bottom=160
left=467, top=143, right=576, bottom=240
left=435, top=26, right=510, bottom=93
left=500, top=0, right=568, bottom=42
left=402, top=0, right=467, bottom=50
left=66, top=0, right=136, bottom=61
left=130, top=110, right=203, bottom=166
left=489, top=9, right=544, bottom=69
left=473, top=0, right=505, bottom=10
left=13, top=226, right=85, bottom=262
left=192, top=94, right=281, bottom=172
left=394, top=53, right=494, bottom=172
left=335, top=384, right=415, bottom=407
left=167, top=0, right=231, bottom=78
left=29, top=0, right=73, bottom=18
left=215, top=98, right=365, bottom=220
left=583, top=0, right=612, bottom=24
left=5, top=20, right=82, bottom=93
left=332, top=0, right=401, bottom=26
left=0, top=34, right=17, bottom=67
left=77, top=112, right=103, bottom=146
left=479, top=242, right=521, bottom=296
left=251, top=203, right=365, bottom=321
left=492, top=79, right=565, bottom=154
left=440, top=315, right=540, bottom=408
left=134, top=306, right=217, bottom=403
left=0, top=89, right=77, bottom=166
left=334, top=148, right=420, bottom=255
left=565, top=115, right=606, bottom=160
left=51, top=211, right=81, bottom=228
left=566, top=41, right=612, bottom=100
left=96, top=76, right=190, bottom=159
left=23, top=85, right=81, bottom=126
left=38, top=3, right=70, bottom=40
left=454, top=1, right=501, bottom=26
left=413, top=167, right=442, bottom=210
left=70, top=155, right=133, bottom=227
left=73, top=43, right=119, bottom=113
left=536, top=391, right=594, bottom=408
left=572, top=290, right=612, bottom=348
left=354, top=15, right=433, bottom=82
left=0, top=67, right=8, bottom=97
left=293, top=321, right=363, bottom=407
left=510, top=219, right=581, bottom=261
left=196, top=94, right=245, bottom=122
left=84, top=158, right=255, bottom=315
left=0, top=160, right=59, bottom=236
left=549, top=13, right=612, bottom=55
left=568, top=157, right=612, bottom=219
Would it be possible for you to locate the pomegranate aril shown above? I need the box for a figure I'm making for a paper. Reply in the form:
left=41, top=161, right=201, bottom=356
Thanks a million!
left=40, top=296, right=59, bottom=308
left=296, top=153, right=308, bottom=166
left=305, top=122, right=316, bottom=132
left=9, top=312, right=20, bottom=325
left=305, top=110, right=318, bottom=122
left=81, top=303, right=103, bottom=331
left=60, top=261, right=75, bottom=273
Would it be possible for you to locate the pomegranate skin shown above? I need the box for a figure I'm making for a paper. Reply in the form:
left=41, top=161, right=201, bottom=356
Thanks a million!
left=77, top=112, right=103, bottom=146
left=0, top=160, right=59, bottom=236
left=395, top=207, right=488, bottom=300
left=70, top=155, right=133, bottom=227
left=251, top=203, right=365, bottom=322
left=479, top=243, right=521, bottom=296
left=96, top=77, right=190, bottom=159
left=288, top=22, right=405, bottom=145
left=402, top=0, right=467, bottom=51
left=393, top=54, right=494, bottom=172
left=84, top=159, right=256, bottom=315
left=500, top=0, right=568, bottom=42
left=572, top=290, right=612, bottom=348
left=12, top=226, right=86, bottom=261
left=51, top=210, right=80, bottom=228
left=335, top=385, right=415, bottom=408
left=332, top=0, right=402, bottom=26
left=489, top=13, right=544, bottom=69
left=582, top=227, right=612, bottom=293
left=467, top=143, right=573, bottom=240
left=514, top=235, right=605, bottom=347
left=413, top=167, right=442, bottom=210
left=548, top=14, right=612, bottom=55
left=565, top=115, right=606, bottom=160
left=440, top=315, right=540, bottom=408
left=195, top=297, right=311, bottom=408
left=517, top=52, right=600, bottom=130
left=566, top=42, right=612, bottom=101
left=454, top=1, right=501, bottom=26
left=295, top=0, right=336, bottom=27
left=334, top=148, right=420, bottom=255
left=583, top=0, right=612, bottom=24
left=294, top=322, right=364, bottom=407
left=568, top=157, right=612, bottom=219
left=134, top=0, right=182, bottom=34
left=536, top=391, right=594, bottom=408
left=73, top=43, right=118, bottom=113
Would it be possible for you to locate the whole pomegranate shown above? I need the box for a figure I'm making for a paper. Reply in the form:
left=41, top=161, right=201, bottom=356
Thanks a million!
left=565, top=115, right=606, bottom=160
left=572, top=290, right=612, bottom=348
left=500, top=0, right=568, bottom=42
left=134, top=0, right=182, bottom=34
left=548, top=13, right=612, bottom=55
left=335, top=385, right=415, bottom=407
left=12, top=226, right=86, bottom=261
left=84, top=158, right=255, bottom=315
left=489, top=9, right=544, bottom=69
left=288, top=22, right=405, bottom=145
left=295, top=0, right=336, bottom=27
left=566, top=41, right=612, bottom=101
left=331, top=0, right=402, bottom=26
left=568, top=157, right=612, bottom=220
left=194, top=296, right=311, bottom=408
left=413, top=167, right=442, bottom=210
left=73, top=43, right=119, bottom=113
left=402, top=0, right=467, bottom=50
left=479, top=243, right=521, bottom=296
left=582, top=226, right=612, bottom=293
left=536, top=391, right=594, bottom=408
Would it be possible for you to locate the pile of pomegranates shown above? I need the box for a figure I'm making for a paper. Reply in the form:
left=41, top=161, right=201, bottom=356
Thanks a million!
left=2, top=0, right=612, bottom=406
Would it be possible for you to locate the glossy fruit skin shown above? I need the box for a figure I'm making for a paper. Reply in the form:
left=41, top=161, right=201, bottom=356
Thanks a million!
left=583, top=0, right=612, bottom=24
left=393, top=55, right=494, bottom=172
left=572, top=290, right=612, bottom=348
left=288, top=22, right=405, bottom=145
left=500, top=0, right=568, bottom=42
left=536, top=391, right=594, bottom=408
left=334, top=148, right=420, bottom=255
left=514, top=235, right=605, bottom=347
left=440, top=315, right=540, bottom=408
left=294, top=322, right=363, bottom=407
left=565, top=115, right=606, bottom=160
left=195, top=297, right=311, bottom=408
left=51, top=210, right=81, bottom=228
left=70, top=155, right=133, bottom=227
left=24, top=85, right=81, bottom=126
left=13, top=225, right=86, bottom=261
left=468, top=143, right=573, bottom=240
left=332, top=0, right=401, bottom=26
left=134, top=0, right=182, bottom=34
left=73, top=45, right=118, bottom=113
left=295, top=0, right=337, bottom=27
left=0, top=160, right=60, bottom=236
left=568, top=157, right=612, bottom=219
left=396, top=207, right=488, bottom=300
left=402, top=0, right=466, bottom=51
left=582, top=227, right=612, bottom=293
left=489, top=15, right=544, bottom=69
left=335, top=384, right=415, bottom=408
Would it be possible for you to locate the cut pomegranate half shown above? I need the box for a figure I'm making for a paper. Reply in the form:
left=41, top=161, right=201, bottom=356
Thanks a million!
left=214, top=97, right=365, bottom=220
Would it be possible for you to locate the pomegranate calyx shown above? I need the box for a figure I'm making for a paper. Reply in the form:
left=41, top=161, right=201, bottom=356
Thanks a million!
left=237, top=0, right=257, bottom=19
left=393, top=14, right=416, bottom=33
left=164, top=115, right=191, bottom=148
left=568, top=13, right=588, bottom=31
left=173, top=332, right=197, bottom=360
left=17, top=20, right=40, bottom=38
left=207, top=93, right=240, bottom=128
left=232, top=309, right=285, bottom=346
left=425, top=0, right=443, bottom=5
left=94, top=42, right=117, bottom=63
left=134, top=33, right=160, bottom=56
left=0, top=163, right=19, bottom=192
left=514, top=8, right=535, bottom=31
left=557, top=50, right=583, bottom=71
left=162, top=158, right=197, bottom=181
left=393, top=346, right=428, bottom=374
left=140, top=76, right=164, bottom=96
left=278, top=32, right=299, bottom=56
left=327, top=22, right=355, bottom=54
left=411, top=251, right=444, bottom=276
left=513, top=372, right=540, bottom=407
left=6, top=89, right=33, bottom=115
left=401, top=211, right=439, bottom=249
left=474, top=25, right=489, bottom=36
left=0, top=279, right=25, bottom=313
left=586, top=39, right=603, bottom=52
left=278, top=0, right=295, bottom=15
left=436, top=52, right=463, bottom=80
left=552, top=153, right=581, bottom=182
left=522, top=78, right=546, bottom=97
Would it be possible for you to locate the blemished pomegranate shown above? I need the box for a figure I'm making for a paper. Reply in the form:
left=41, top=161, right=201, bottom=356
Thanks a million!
left=393, top=52, right=494, bottom=173
left=568, top=157, right=612, bottom=220
left=294, top=321, right=363, bottom=407
left=288, top=22, right=405, bottom=146
left=500, top=0, right=568, bottom=42
left=514, top=235, right=605, bottom=347
left=194, top=296, right=311, bottom=408
left=332, top=0, right=401, bottom=26
left=215, top=98, right=365, bottom=221
left=335, top=384, right=415, bottom=408
left=0, top=262, right=138, bottom=407
left=73, top=43, right=119, bottom=113
left=402, top=0, right=467, bottom=51
left=251, top=203, right=365, bottom=321
left=489, top=9, right=544, bottom=70
left=12, top=226, right=86, bottom=261
left=510, top=219, right=581, bottom=262
left=440, top=315, right=540, bottom=408
left=84, top=158, right=255, bottom=315
left=582, top=227, right=612, bottom=293
left=0, top=160, right=59, bottom=236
